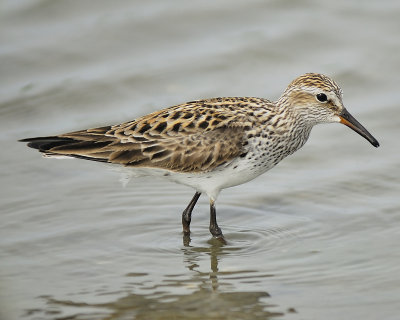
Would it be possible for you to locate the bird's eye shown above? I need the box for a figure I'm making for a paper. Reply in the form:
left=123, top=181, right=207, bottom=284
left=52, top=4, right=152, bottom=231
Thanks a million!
left=316, top=93, right=328, bottom=102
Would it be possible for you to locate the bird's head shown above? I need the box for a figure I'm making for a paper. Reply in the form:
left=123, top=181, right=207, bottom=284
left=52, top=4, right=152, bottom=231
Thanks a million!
left=279, top=73, right=379, bottom=147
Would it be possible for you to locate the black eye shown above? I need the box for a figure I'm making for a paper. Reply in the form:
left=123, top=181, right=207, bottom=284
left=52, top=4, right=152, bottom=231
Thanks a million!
left=316, top=93, right=328, bottom=102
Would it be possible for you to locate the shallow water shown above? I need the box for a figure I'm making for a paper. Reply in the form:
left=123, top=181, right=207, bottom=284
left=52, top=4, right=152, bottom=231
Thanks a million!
left=1, top=0, right=400, bottom=319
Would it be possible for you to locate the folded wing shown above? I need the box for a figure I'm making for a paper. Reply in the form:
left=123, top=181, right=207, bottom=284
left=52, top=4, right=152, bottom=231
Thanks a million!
left=21, top=100, right=251, bottom=172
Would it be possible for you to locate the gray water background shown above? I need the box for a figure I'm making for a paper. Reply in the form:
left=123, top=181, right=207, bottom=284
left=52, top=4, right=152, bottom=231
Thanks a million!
left=1, top=0, right=400, bottom=319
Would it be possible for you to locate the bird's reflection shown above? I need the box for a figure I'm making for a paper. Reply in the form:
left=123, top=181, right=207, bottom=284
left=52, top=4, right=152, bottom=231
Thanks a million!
left=182, top=234, right=229, bottom=291
left=30, top=237, right=291, bottom=319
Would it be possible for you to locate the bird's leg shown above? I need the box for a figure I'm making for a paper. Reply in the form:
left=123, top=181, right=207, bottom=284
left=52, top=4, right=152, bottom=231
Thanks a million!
left=182, top=192, right=201, bottom=235
left=209, top=199, right=224, bottom=239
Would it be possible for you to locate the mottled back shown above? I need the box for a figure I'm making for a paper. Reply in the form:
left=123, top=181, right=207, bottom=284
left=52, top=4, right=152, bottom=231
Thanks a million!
left=33, top=97, right=274, bottom=172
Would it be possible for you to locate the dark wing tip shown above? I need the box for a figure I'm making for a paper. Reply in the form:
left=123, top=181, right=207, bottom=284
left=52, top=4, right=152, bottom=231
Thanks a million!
left=19, top=135, right=112, bottom=163
left=19, top=136, right=76, bottom=152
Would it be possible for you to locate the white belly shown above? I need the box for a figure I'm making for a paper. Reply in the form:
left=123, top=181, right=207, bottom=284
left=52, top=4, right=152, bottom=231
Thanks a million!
left=123, top=155, right=276, bottom=201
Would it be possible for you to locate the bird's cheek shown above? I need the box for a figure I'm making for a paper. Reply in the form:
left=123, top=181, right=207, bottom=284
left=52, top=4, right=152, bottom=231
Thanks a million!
left=317, top=110, right=341, bottom=123
left=331, top=114, right=342, bottom=123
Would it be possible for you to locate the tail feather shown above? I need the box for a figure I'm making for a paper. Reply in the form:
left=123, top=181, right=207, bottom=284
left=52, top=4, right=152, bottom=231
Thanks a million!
left=19, top=136, right=76, bottom=151
left=19, top=136, right=112, bottom=163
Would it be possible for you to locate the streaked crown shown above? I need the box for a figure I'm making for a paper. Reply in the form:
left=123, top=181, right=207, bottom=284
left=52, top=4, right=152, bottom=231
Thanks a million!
left=287, top=73, right=343, bottom=98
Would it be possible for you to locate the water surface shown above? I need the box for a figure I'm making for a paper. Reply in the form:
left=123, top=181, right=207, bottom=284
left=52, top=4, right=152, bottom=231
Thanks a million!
left=1, top=1, right=399, bottom=319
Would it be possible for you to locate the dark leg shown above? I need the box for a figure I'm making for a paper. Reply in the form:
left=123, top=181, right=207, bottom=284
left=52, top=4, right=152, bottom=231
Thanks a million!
left=182, top=192, right=201, bottom=235
left=209, top=199, right=224, bottom=239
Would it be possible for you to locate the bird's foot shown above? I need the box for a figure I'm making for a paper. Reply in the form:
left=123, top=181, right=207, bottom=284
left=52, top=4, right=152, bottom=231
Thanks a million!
left=214, top=235, right=227, bottom=245
left=182, top=232, right=191, bottom=247
left=209, top=225, right=226, bottom=244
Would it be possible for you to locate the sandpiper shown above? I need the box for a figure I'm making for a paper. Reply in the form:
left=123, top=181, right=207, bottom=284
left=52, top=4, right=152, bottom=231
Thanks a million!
left=20, top=73, right=379, bottom=240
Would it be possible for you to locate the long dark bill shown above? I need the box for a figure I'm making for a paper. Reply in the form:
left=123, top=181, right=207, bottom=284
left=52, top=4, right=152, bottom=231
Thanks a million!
left=339, top=108, right=379, bottom=147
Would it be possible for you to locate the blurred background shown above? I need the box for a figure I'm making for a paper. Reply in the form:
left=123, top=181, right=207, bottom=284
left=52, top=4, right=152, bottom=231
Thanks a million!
left=1, top=0, right=399, bottom=319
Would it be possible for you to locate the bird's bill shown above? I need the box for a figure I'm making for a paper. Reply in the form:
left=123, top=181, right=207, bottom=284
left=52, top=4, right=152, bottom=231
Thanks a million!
left=339, top=108, right=379, bottom=147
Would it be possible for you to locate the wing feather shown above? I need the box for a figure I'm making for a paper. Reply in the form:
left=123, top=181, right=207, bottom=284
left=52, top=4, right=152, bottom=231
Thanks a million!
left=21, top=97, right=273, bottom=172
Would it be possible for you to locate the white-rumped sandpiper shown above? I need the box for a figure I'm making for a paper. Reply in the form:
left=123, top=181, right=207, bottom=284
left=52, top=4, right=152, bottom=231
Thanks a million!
left=21, top=73, right=379, bottom=241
